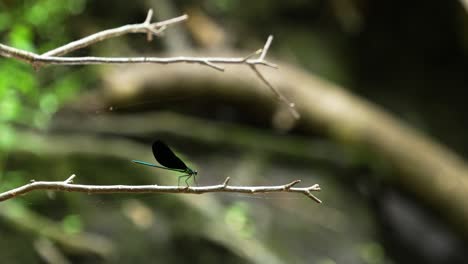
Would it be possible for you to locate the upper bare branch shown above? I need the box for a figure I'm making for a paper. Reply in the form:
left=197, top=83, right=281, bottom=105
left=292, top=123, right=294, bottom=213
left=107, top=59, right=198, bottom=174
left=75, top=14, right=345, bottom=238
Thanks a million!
left=0, top=42, right=277, bottom=69
left=42, top=9, right=188, bottom=57
left=0, top=9, right=299, bottom=119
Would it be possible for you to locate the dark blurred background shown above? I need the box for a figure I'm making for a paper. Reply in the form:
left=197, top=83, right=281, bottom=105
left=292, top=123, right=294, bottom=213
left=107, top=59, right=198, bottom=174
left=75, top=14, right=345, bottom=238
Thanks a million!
left=1, top=0, right=468, bottom=263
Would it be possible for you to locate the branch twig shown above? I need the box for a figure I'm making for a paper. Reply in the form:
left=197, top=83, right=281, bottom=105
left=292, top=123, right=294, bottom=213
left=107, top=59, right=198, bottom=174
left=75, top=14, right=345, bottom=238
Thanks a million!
left=0, top=45, right=277, bottom=69
left=0, top=10, right=299, bottom=119
left=0, top=175, right=321, bottom=203
left=42, top=9, right=187, bottom=57
left=247, top=36, right=299, bottom=119
left=250, top=64, right=299, bottom=119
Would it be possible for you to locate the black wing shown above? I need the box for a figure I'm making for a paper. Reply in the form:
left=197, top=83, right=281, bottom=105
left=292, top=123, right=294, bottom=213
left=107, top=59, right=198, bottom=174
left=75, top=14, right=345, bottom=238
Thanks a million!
left=152, top=140, right=188, bottom=170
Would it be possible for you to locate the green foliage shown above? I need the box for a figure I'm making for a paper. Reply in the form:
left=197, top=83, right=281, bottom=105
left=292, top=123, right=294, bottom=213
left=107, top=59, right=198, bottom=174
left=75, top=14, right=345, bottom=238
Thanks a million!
left=62, top=214, right=83, bottom=234
left=0, top=0, right=91, bottom=134
left=224, top=202, right=255, bottom=238
left=0, top=0, right=92, bottom=191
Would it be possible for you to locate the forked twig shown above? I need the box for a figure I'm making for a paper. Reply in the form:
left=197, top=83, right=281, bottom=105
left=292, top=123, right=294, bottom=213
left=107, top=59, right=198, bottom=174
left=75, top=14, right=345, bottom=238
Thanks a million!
left=42, top=9, right=187, bottom=57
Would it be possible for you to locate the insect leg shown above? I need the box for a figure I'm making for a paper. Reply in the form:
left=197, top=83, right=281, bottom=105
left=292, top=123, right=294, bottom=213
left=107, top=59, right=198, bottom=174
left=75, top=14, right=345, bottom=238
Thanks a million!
left=184, top=174, right=193, bottom=187
left=178, top=174, right=189, bottom=187
left=192, top=174, right=198, bottom=186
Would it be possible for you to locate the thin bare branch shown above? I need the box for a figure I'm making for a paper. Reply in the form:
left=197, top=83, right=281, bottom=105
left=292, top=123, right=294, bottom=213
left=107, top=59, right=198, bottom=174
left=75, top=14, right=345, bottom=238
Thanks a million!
left=0, top=49, right=278, bottom=68
left=144, top=8, right=154, bottom=24
left=0, top=11, right=299, bottom=119
left=202, top=60, right=225, bottom=71
left=284, top=179, right=301, bottom=189
left=259, top=35, right=273, bottom=61
left=222, top=177, right=231, bottom=187
left=250, top=65, right=300, bottom=119
left=41, top=12, right=188, bottom=57
left=0, top=43, right=38, bottom=62
left=242, top=49, right=263, bottom=62
left=303, top=189, right=322, bottom=203
left=64, top=174, right=76, bottom=183
left=0, top=175, right=321, bottom=203
left=242, top=36, right=299, bottom=119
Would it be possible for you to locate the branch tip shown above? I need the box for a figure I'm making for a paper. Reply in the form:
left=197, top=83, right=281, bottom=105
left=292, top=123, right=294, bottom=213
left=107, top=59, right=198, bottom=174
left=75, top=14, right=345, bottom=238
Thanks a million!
left=222, top=177, right=231, bottom=186
left=262, top=61, right=279, bottom=69
left=145, top=9, right=154, bottom=24
left=153, top=14, right=189, bottom=28
left=305, top=191, right=322, bottom=203
left=308, top=184, right=320, bottom=191
left=146, top=33, right=153, bottom=42
left=290, top=108, right=300, bottom=120
left=65, top=174, right=76, bottom=184
left=285, top=180, right=301, bottom=189
left=259, top=35, right=274, bottom=61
